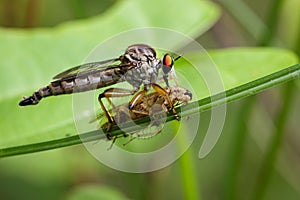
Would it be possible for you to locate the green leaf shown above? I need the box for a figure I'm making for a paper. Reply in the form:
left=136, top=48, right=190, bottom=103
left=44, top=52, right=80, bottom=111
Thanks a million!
left=190, top=47, right=299, bottom=91
left=0, top=0, right=220, bottom=150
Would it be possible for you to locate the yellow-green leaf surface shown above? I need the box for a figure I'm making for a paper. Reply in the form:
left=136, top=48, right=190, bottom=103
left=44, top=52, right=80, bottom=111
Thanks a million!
left=0, top=0, right=220, bottom=149
left=177, top=48, right=299, bottom=98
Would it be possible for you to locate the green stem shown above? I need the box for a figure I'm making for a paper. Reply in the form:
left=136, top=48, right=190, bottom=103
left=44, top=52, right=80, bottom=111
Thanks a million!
left=0, top=63, right=299, bottom=158
left=253, top=1, right=295, bottom=198
left=258, top=0, right=285, bottom=46
left=177, top=132, right=200, bottom=200
left=217, top=0, right=267, bottom=40
left=253, top=81, right=295, bottom=200
left=224, top=96, right=256, bottom=200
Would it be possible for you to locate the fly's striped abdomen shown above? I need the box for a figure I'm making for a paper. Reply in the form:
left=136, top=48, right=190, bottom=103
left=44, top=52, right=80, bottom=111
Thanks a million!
left=52, top=68, right=124, bottom=94
left=19, top=68, right=125, bottom=106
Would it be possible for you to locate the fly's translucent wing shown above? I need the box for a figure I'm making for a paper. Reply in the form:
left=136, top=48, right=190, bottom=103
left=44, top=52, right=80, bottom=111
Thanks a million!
left=53, top=57, right=122, bottom=81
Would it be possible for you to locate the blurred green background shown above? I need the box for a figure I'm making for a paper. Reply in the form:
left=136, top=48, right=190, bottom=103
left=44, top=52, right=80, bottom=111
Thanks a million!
left=0, top=0, right=299, bottom=199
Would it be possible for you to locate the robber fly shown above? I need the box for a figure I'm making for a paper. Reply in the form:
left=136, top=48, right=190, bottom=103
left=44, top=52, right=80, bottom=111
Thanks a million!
left=94, top=84, right=192, bottom=146
left=19, top=44, right=179, bottom=110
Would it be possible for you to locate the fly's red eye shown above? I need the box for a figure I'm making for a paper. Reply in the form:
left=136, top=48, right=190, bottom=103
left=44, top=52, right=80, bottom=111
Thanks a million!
left=162, top=54, right=174, bottom=74
left=163, top=54, right=173, bottom=67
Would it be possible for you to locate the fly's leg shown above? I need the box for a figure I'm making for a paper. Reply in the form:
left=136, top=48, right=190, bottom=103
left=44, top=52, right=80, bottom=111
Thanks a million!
left=98, top=96, right=114, bottom=139
left=151, top=83, right=180, bottom=121
left=98, top=88, right=136, bottom=139
left=128, top=89, right=147, bottom=109
left=127, top=83, right=180, bottom=121
left=127, top=83, right=181, bottom=124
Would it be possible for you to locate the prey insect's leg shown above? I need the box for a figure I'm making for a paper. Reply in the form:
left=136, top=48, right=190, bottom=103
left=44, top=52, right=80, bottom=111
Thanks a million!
left=151, top=83, right=180, bottom=120
left=122, top=122, right=164, bottom=147
left=107, top=134, right=129, bottom=150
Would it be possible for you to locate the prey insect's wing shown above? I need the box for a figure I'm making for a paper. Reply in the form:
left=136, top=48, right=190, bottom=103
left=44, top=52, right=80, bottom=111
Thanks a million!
left=53, top=57, right=129, bottom=81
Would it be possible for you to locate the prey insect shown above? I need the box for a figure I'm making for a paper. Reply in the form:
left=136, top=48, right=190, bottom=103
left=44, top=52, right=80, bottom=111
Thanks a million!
left=93, top=85, right=192, bottom=147
left=19, top=44, right=180, bottom=111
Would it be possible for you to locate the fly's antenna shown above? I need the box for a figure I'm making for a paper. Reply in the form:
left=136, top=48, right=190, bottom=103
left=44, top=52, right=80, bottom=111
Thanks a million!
left=174, top=54, right=182, bottom=62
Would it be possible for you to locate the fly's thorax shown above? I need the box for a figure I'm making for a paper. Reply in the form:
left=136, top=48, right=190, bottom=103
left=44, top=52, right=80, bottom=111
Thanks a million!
left=120, top=44, right=165, bottom=89
left=124, top=59, right=160, bottom=88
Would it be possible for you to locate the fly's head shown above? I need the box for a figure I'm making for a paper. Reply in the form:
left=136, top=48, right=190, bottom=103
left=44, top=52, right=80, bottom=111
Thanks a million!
left=161, top=54, right=176, bottom=86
